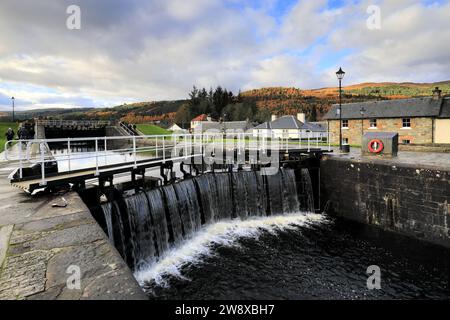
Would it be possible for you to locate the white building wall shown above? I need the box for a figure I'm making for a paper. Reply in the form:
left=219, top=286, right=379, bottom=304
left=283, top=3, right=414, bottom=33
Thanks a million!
left=252, top=128, right=326, bottom=140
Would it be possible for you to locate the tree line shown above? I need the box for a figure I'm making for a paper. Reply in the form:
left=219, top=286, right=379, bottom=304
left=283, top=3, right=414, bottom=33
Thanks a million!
left=174, top=86, right=267, bottom=127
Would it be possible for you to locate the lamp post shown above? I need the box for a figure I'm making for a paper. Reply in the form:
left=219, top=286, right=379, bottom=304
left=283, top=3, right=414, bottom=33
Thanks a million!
left=11, top=96, right=15, bottom=122
left=360, top=106, right=365, bottom=140
left=336, top=67, right=345, bottom=151
left=222, top=113, right=227, bottom=134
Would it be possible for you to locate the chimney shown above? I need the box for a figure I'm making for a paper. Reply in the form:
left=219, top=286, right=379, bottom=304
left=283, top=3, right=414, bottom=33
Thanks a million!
left=297, top=113, right=306, bottom=123
left=271, top=114, right=277, bottom=121
left=433, top=87, right=442, bottom=100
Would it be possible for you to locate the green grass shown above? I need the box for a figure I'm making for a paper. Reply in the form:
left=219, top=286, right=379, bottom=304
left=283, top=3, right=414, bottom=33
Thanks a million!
left=0, top=122, right=18, bottom=153
left=136, top=124, right=172, bottom=135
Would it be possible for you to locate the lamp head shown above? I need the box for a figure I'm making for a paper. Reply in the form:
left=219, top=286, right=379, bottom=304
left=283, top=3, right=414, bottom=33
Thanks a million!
left=336, top=67, right=345, bottom=80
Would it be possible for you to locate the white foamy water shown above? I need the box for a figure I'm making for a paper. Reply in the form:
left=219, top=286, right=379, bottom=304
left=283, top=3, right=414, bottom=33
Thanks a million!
left=134, top=212, right=325, bottom=287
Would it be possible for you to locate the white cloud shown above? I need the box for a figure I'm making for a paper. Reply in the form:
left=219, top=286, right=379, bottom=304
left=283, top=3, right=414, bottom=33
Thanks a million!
left=245, top=54, right=323, bottom=89
left=280, top=0, right=342, bottom=50
left=328, top=0, right=450, bottom=84
left=0, top=0, right=449, bottom=110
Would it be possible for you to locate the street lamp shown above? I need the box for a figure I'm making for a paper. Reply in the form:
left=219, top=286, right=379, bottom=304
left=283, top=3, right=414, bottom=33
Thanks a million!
left=11, top=96, right=15, bottom=122
left=222, top=113, right=227, bottom=134
left=336, top=67, right=345, bottom=151
left=360, top=106, right=366, bottom=139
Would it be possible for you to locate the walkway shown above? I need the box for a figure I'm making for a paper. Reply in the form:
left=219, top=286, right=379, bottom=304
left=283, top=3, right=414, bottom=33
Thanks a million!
left=0, top=157, right=146, bottom=300
left=326, top=146, right=450, bottom=170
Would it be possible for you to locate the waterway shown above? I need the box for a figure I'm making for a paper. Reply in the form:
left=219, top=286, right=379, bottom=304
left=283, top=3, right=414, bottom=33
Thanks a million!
left=140, top=214, right=449, bottom=300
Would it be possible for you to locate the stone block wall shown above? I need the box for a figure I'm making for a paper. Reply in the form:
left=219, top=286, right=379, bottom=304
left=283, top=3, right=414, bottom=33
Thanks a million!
left=320, top=157, right=450, bottom=247
left=328, top=117, right=434, bottom=145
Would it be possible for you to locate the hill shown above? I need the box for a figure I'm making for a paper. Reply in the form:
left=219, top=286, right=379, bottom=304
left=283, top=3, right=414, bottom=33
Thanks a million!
left=239, top=81, right=450, bottom=121
left=2, top=81, right=449, bottom=123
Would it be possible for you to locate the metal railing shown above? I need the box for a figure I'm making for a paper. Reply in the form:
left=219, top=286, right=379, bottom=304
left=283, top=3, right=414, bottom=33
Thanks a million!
left=35, top=119, right=112, bottom=127
left=4, top=130, right=332, bottom=186
left=119, top=122, right=138, bottom=136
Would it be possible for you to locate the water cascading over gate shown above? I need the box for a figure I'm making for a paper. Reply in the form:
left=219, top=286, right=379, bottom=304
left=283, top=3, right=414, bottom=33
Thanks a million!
left=100, top=168, right=315, bottom=271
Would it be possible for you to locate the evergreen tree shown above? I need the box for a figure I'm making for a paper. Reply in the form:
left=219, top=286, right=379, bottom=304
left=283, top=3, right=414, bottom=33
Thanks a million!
left=310, top=106, right=317, bottom=121
left=188, top=86, right=200, bottom=114
left=175, top=103, right=192, bottom=128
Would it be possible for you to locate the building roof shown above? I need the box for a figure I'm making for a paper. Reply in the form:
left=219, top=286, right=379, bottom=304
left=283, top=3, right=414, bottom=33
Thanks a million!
left=254, top=115, right=305, bottom=130
left=198, top=121, right=253, bottom=132
left=254, top=116, right=327, bottom=132
left=439, top=97, right=450, bottom=118
left=303, top=122, right=327, bottom=132
left=323, top=97, right=443, bottom=120
left=160, top=121, right=186, bottom=130
left=167, top=123, right=187, bottom=131
left=191, top=114, right=209, bottom=122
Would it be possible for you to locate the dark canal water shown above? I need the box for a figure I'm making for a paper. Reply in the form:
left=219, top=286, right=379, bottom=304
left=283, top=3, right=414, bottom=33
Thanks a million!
left=138, top=214, right=449, bottom=300
left=87, top=165, right=449, bottom=301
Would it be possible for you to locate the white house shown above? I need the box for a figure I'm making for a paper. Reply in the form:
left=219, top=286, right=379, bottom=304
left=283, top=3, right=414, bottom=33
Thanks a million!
left=252, top=113, right=327, bottom=139
left=195, top=120, right=253, bottom=133
left=167, top=123, right=187, bottom=133
left=190, top=114, right=213, bottom=130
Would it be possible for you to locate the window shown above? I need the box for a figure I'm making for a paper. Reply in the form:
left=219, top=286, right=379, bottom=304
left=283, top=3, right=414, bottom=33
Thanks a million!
left=403, top=139, right=411, bottom=145
left=342, top=138, right=349, bottom=144
left=342, top=120, right=349, bottom=128
left=369, top=119, right=377, bottom=128
left=402, top=118, right=411, bottom=128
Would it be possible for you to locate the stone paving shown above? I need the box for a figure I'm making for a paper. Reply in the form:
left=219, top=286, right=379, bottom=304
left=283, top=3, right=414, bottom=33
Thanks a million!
left=326, top=147, right=450, bottom=170
left=0, top=156, right=146, bottom=300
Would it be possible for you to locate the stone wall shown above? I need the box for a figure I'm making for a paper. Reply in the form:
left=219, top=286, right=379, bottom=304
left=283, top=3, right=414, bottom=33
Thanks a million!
left=399, top=144, right=450, bottom=153
left=320, top=156, right=450, bottom=247
left=105, top=126, right=133, bottom=150
left=328, top=117, right=434, bottom=145
left=0, top=190, right=147, bottom=300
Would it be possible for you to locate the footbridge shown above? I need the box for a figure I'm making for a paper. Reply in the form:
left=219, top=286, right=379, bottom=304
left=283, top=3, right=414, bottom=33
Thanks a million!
left=4, top=132, right=333, bottom=193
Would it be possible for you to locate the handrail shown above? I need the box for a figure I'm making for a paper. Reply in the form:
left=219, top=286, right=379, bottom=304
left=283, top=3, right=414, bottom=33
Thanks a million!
left=4, top=130, right=331, bottom=186
left=119, top=122, right=138, bottom=136
left=35, top=119, right=112, bottom=126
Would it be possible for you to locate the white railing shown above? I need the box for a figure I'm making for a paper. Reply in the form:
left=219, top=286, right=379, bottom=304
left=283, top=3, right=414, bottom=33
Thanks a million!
left=4, top=130, right=332, bottom=186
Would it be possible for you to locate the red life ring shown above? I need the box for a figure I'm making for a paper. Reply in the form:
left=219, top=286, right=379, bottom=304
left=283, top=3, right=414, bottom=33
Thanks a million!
left=368, top=139, right=384, bottom=153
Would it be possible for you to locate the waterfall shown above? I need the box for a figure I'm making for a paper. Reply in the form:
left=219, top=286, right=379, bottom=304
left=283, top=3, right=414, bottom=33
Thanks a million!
left=231, top=171, right=265, bottom=218
left=299, top=168, right=315, bottom=212
left=265, top=171, right=283, bottom=215
left=214, top=173, right=233, bottom=220
left=193, top=174, right=216, bottom=224
left=255, top=170, right=268, bottom=216
left=125, top=192, right=156, bottom=269
left=173, top=179, right=202, bottom=237
left=281, top=169, right=301, bottom=214
left=145, top=189, right=170, bottom=258
left=101, top=202, right=115, bottom=244
left=100, top=168, right=316, bottom=271
left=232, top=171, right=248, bottom=219
left=241, top=171, right=261, bottom=217
left=162, top=185, right=184, bottom=244
left=108, top=200, right=132, bottom=265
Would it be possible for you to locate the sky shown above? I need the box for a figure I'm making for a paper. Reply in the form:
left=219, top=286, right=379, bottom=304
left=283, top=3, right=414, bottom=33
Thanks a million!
left=0, top=0, right=449, bottom=111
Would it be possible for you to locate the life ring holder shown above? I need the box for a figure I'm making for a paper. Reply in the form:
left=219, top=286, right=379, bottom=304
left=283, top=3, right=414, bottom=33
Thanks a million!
left=368, top=139, right=384, bottom=153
